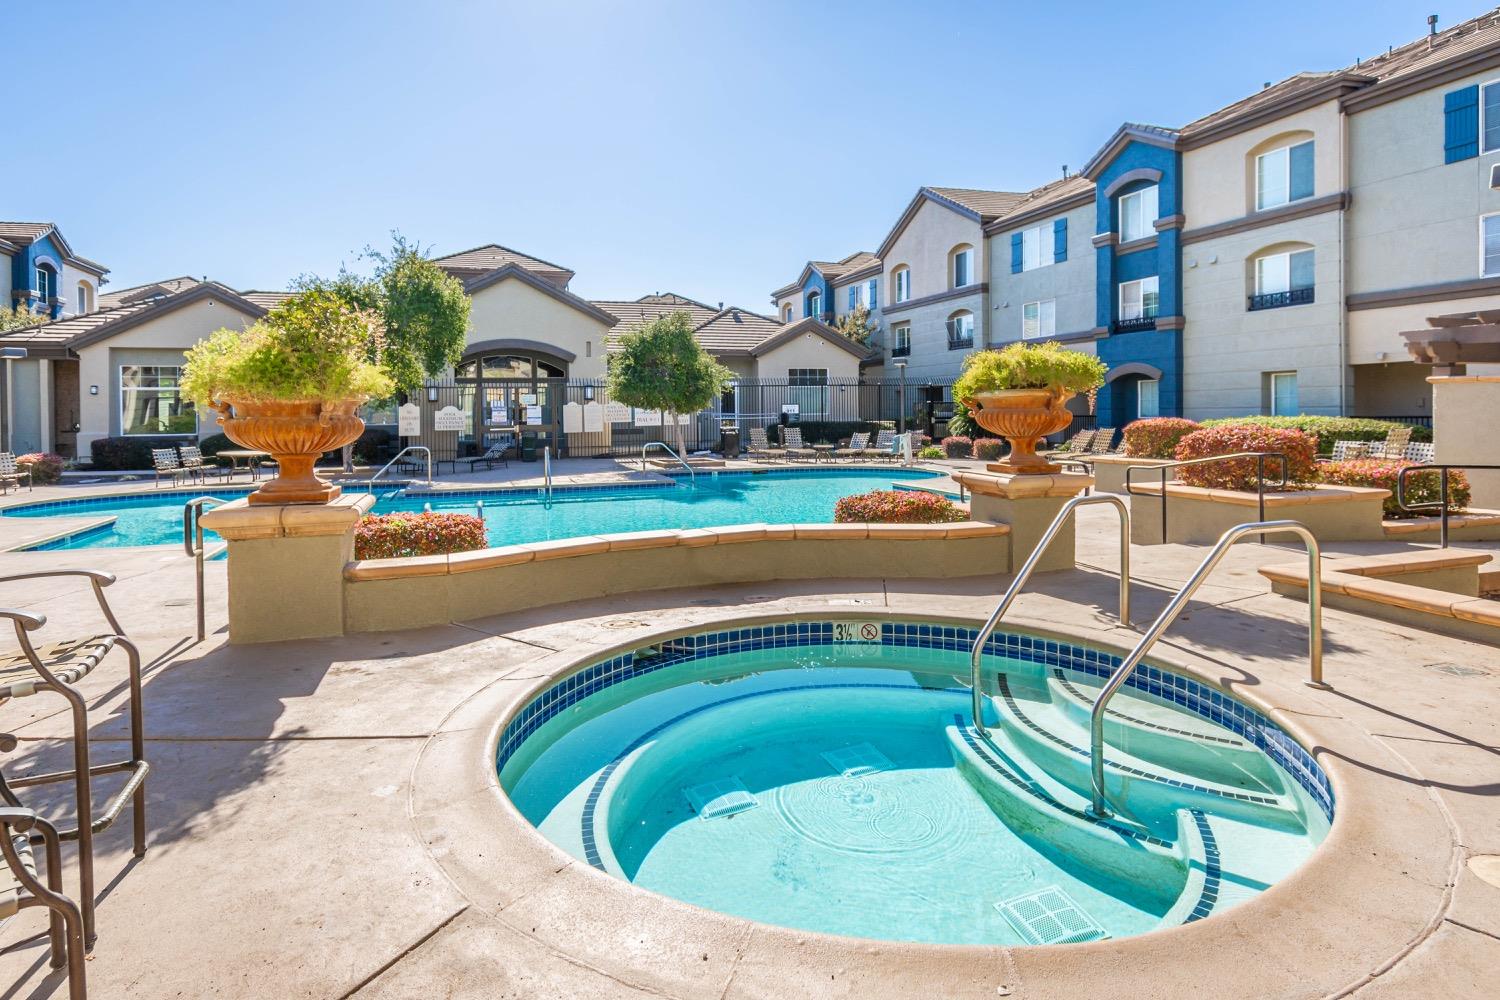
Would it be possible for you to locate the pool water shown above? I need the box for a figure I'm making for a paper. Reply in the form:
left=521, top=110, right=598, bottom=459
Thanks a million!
left=499, top=627, right=1332, bottom=945
left=4, top=470, right=939, bottom=550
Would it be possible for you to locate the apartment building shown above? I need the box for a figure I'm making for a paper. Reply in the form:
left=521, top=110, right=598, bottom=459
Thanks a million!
left=984, top=176, right=1098, bottom=355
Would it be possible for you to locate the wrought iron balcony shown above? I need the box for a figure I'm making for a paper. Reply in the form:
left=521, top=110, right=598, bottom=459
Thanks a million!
left=891, top=344, right=912, bottom=358
left=947, top=335, right=974, bottom=351
left=1113, top=316, right=1156, bottom=334
left=1248, top=286, right=1314, bottom=311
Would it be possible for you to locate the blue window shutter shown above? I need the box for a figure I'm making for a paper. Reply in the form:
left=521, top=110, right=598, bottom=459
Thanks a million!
left=1445, top=85, right=1480, bottom=163
left=1010, top=232, right=1023, bottom=273
left=1289, top=142, right=1315, bottom=200
left=848, top=286, right=857, bottom=310
left=1053, top=218, right=1068, bottom=263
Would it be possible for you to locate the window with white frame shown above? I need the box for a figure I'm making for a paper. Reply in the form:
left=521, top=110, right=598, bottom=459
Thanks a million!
left=1268, top=371, right=1299, bottom=416
left=120, top=365, right=197, bottom=435
left=1484, top=80, right=1500, bottom=153
left=892, top=323, right=911, bottom=355
left=35, top=265, right=54, bottom=301
left=1022, top=299, right=1056, bottom=339
left=806, top=290, right=821, bottom=318
left=946, top=310, right=974, bottom=348
left=952, top=246, right=974, bottom=287
left=1483, top=213, right=1500, bottom=277
left=782, top=303, right=792, bottom=322
left=1255, top=140, right=1314, bottom=210
left=76, top=283, right=89, bottom=314
left=1020, top=224, right=1054, bottom=272
left=1137, top=378, right=1160, bottom=418
left=788, top=368, right=829, bottom=386
left=1252, top=248, right=1315, bottom=308
left=1118, top=185, right=1159, bottom=243
left=1118, top=275, right=1160, bottom=321
left=893, top=266, right=911, bottom=303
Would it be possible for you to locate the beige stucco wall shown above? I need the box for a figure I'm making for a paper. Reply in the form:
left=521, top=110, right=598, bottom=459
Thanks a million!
left=752, top=332, right=861, bottom=381
left=60, top=264, right=99, bottom=317
left=1348, top=291, right=1500, bottom=364
left=464, top=277, right=614, bottom=381
left=884, top=199, right=987, bottom=303
left=987, top=200, right=1098, bottom=345
left=76, top=297, right=261, bottom=452
left=1350, top=360, right=1434, bottom=416
left=883, top=290, right=987, bottom=384
left=772, top=292, right=799, bottom=323
left=1183, top=101, right=1344, bottom=226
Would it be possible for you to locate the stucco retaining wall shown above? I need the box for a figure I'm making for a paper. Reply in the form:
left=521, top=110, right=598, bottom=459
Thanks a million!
left=1128, top=482, right=1389, bottom=545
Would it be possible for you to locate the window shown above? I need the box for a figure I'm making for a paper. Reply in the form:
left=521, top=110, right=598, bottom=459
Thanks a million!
left=77, top=283, right=89, bottom=314
left=1268, top=372, right=1299, bottom=416
left=893, top=267, right=911, bottom=303
left=1118, top=276, right=1160, bottom=322
left=1118, top=185, right=1159, bottom=243
left=782, top=303, right=792, bottom=322
left=867, top=278, right=878, bottom=307
left=1137, top=378, right=1160, bottom=418
left=806, top=290, right=821, bottom=318
left=788, top=368, right=828, bottom=386
left=1020, top=224, right=1054, bottom=272
left=1255, top=140, right=1314, bottom=210
left=946, top=310, right=974, bottom=349
left=1483, top=214, right=1500, bottom=276
left=952, top=246, right=974, bottom=287
left=35, top=265, right=54, bottom=301
left=1022, top=299, right=1056, bottom=339
left=120, top=365, right=197, bottom=435
left=1251, top=248, right=1315, bottom=309
left=1484, top=80, right=1500, bottom=153
left=848, top=285, right=858, bottom=310
left=892, top=323, right=911, bottom=357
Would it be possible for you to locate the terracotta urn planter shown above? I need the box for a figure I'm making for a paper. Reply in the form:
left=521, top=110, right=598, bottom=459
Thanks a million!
left=970, top=388, right=1075, bottom=475
left=211, top=399, right=364, bottom=505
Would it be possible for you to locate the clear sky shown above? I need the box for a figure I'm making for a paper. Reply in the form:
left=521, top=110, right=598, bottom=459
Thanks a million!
left=12, top=1, right=1495, bottom=311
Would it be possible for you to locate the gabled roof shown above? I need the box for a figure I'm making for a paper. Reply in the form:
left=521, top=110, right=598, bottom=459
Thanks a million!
left=1079, top=124, right=1181, bottom=180
left=747, top=316, right=873, bottom=360
left=771, top=251, right=881, bottom=299
left=983, top=175, right=1096, bottom=235
left=431, top=243, right=574, bottom=288
left=240, top=290, right=295, bottom=310
left=0, top=222, right=109, bottom=276
left=693, top=307, right=784, bottom=355
left=97, top=275, right=202, bottom=308
left=463, top=263, right=618, bottom=327
left=1, top=281, right=266, bottom=352
left=593, top=293, right=722, bottom=338
left=877, top=187, right=1025, bottom=260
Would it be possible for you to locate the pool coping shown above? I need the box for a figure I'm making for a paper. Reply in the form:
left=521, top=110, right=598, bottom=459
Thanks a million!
left=409, top=606, right=1460, bottom=999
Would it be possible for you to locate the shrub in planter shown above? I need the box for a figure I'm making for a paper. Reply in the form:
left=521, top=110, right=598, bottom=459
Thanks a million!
left=1173, top=425, right=1318, bottom=490
left=941, top=435, right=973, bottom=458
left=833, top=490, right=967, bottom=524
left=1199, top=415, right=1431, bottom=452
left=354, top=512, right=488, bottom=560
left=973, top=438, right=1005, bottom=461
left=916, top=445, right=945, bottom=460
left=761, top=420, right=885, bottom=445
left=16, top=453, right=65, bottom=484
left=1123, top=417, right=1200, bottom=459
left=1319, top=459, right=1470, bottom=517
left=88, top=436, right=188, bottom=471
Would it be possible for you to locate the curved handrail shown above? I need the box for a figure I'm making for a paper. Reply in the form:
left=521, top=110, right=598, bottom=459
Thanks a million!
left=1087, top=519, right=1323, bottom=818
left=183, top=496, right=228, bottom=643
left=1126, top=451, right=1288, bottom=544
left=641, top=441, right=695, bottom=484
left=970, top=493, right=1131, bottom=739
left=369, top=445, right=432, bottom=491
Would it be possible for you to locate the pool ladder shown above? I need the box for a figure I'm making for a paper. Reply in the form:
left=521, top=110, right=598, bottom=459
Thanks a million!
left=968, top=496, right=1325, bottom=818
left=641, top=441, right=695, bottom=486
left=183, top=496, right=229, bottom=643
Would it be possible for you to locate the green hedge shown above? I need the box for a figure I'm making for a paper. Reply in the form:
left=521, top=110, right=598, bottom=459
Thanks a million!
left=1199, top=415, right=1431, bottom=453
left=762, top=420, right=890, bottom=445
left=88, top=436, right=193, bottom=470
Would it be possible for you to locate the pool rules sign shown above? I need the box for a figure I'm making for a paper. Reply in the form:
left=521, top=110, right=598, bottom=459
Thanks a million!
left=397, top=402, right=421, bottom=437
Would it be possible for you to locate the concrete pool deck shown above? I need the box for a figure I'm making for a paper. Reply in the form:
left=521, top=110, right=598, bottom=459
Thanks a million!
left=0, top=500, right=1496, bottom=997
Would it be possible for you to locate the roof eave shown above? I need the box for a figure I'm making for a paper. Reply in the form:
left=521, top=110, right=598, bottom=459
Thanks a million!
left=983, top=186, right=1096, bottom=236
left=1179, top=74, right=1376, bottom=149
left=1080, top=125, right=1180, bottom=181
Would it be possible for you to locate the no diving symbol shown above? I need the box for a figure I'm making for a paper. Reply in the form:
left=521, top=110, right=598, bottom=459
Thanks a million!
left=859, top=623, right=880, bottom=641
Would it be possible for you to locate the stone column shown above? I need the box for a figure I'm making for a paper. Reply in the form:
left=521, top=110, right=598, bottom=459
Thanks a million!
left=951, top=469, right=1095, bottom=573
left=199, top=494, right=373, bottom=643
left=1430, top=374, right=1500, bottom=510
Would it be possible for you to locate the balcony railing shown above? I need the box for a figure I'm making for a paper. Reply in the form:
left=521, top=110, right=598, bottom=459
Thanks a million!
left=891, top=344, right=912, bottom=358
left=1113, top=315, right=1157, bottom=334
left=947, top=334, right=974, bottom=351
left=1248, top=286, right=1314, bottom=311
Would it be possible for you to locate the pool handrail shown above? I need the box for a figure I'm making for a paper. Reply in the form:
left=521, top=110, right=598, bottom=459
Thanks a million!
left=183, top=496, right=228, bottom=643
left=641, top=441, right=695, bottom=485
left=969, top=493, right=1131, bottom=741
left=369, top=446, right=432, bottom=491
left=1394, top=462, right=1500, bottom=548
left=1125, top=451, right=1288, bottom=544
left=543, top=446, right=553, bottom=499
left=1086, top=519, right=1324, bottom=818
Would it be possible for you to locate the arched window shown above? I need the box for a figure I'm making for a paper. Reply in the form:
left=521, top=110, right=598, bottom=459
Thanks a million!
left=35, top=263, right=56, bottom=303
left=781, top=303, right=792, bottom=322
left=949, top=244, right=975, bottom=288
left=946, top=309, right=974, bottom=350
left=806, top=290, right=821, bottom=319
left=892, top=265, right=911, bottom=304
left=1249, top=130, right=1315, bottom=212
left=454, top=353, right=567, bottom=379
left=1248, top=242, right=1315, bottom=310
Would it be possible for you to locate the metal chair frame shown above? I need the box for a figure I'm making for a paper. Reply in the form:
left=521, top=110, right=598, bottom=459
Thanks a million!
left=0, top=796, right=87, bottom=998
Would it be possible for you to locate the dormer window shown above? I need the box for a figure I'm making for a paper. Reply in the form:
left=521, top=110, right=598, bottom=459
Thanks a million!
left=782, top=303, right=792, bottom=322
left=1256, top=140, right=1314, bottom=210
left=806, top=290, right=821, bottom=319
left=1118, top=185, right=1158, bottom=243
left=35, top=264, right=55, bottom=301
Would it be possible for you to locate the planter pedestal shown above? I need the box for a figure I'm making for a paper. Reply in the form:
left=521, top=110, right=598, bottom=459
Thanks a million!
left=951, top=469, right=1094, bottom=573
left=1430, top=373, right=1500, bottom=509
left=199, top=494, right=374, bottom=644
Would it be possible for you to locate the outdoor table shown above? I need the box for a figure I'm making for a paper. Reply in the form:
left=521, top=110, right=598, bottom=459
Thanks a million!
left=217, top=449, right=271, bottom=481
left=812, top=445, right=837, bottom=463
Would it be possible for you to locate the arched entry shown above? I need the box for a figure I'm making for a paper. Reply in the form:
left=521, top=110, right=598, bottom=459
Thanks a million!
left=451, top=341, right=575, bottom=458
left=1104, top=362, right=1164, bottom=424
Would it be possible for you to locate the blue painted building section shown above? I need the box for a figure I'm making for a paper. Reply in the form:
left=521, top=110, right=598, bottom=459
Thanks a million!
left=800, top=270, right=831, bottom=321
left=1090, top=136, right=1184, bottom=427
left=9, top=233, right=69, bottom=318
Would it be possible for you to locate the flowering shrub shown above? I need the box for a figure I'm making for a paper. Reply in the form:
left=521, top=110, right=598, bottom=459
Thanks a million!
left=973, top=438, right=1005, bottom=461
left=354, top=513, right=488, bottom=560
left=940, top=435, right=973, bottom=458
left=1319, top=459, right=1470, bottom=517
left=1123, top=418, right=1200, bottom=459
left=1173, top=425, right=1317, bottom=490
left=833, top=490, right=967, bottom=524
left=16, top=453, right=65, bottom=484
left=916, top=445, right=945, bottom=460
left=1200, top=415, right=1430, bottom=452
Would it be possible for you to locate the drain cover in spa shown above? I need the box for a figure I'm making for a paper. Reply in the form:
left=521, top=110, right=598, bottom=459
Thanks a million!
left=995, top=887, right=1108, bottom=945
left=820, top=742, right=894, bottom=777
left=684, top=777, right=758, bottom=819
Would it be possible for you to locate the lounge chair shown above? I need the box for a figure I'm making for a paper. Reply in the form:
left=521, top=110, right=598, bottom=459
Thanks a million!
left=177, top=445, right=221, bottom=483
left=151, top=448, right=189, bottom=488
left=0, top=800, right=87, bottom=999
left=0, top=569, right=149, bottom=947
left=463, top=440, right=510, bottom=472
left=1087, top=428, right=1118, bottom=455
left=1325, top=440, right=1372, bottom=462
left=834, top=431, right=870, bottom=461
left=781, top=427, right=817, bottom=461
left=863, top=429, right=897, bottom=462
left=0, top=453, right=32, bottom=495
left=1042, top=429, right=1097, bottom=458
left=746, top=427, right=785, bottom=462
left=1403, top=440, right=1435, bottom=464
left=1373, top=425, right=1414, bottom=459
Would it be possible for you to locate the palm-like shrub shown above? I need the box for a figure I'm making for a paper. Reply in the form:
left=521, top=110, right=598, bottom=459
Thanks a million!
left=1173, top=425, right=1318, bottom=490
left=1319, top=459, right=1470, bottom=517
left=833, top=490, right=967, bottom=524
left=1123, top=418, right=1200, bottom=458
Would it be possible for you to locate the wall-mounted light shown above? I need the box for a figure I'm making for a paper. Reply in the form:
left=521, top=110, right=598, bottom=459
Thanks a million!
left=583, top=385, right=595, bottom=400
left=89, top=385, right=99, bottom=395
left=427, top=386, right=439, bottom=402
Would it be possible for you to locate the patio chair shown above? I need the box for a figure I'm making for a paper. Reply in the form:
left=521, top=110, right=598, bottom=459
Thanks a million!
left=0, top=453, right=32, bottom=495
left=746, top=427, right=786, bottom=462
left=0, top=570, right=149, bottom=945
left=862, top=429, right=897, bottom=462
left=176, top=445, right=221, bottom=483
left=833, top=431, right=870, bottom=461
left=151, top=448, right=189, bottom=488
left=1403, top=440, right=1435, bottom=464
left=1042, top=429, right=1097, bottom=458
left=781, top=427, right=817, bottom=461
left=1087, top=428, right=1118, bottom=455
left=462, top=440, right=510, bottom=473
left=0, top=797, right=87, bottom=999
left=1325, top=440, right=1372, bottom=462
left=1373, top=425, right=1414, bottom=459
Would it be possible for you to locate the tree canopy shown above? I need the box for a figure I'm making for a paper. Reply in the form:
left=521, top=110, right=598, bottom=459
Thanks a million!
left=606, top=310, right=732, bottom=451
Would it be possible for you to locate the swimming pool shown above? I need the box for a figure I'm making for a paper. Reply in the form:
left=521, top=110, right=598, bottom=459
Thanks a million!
left=498, top=620, right=1332, bottom=945
left=3, top=469, right=941, bottom=550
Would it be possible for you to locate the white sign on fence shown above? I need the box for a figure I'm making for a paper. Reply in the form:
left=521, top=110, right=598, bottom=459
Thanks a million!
left=782, top=404, right=800, bottom=415
left=604, top=400, right=630, bottom=424
left=520, top=393, right=537, bottom=405
left=582, top=401, right=605, bottom=432
left=433, top=405, right=465, bottom=432
left=397, top=402, right=421, bottom=437
left=562, top=401, right=584, bottom=433
left=634, top=408, right=663, bottom=427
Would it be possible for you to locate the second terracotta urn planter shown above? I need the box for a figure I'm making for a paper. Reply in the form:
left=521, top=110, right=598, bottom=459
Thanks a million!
left=211, top=399, right=365, bottom=504
left=970, top=388, right=1076, bottom=475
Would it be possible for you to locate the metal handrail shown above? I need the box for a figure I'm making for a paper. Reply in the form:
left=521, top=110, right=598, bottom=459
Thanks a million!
left=970, top=494, right=1131, bottom=740
left=1087, top=519, right=1323, bottom=818
left=543, top=446, right=553, bottom=499
left=1126, top=451, right=1288, bottom=544
left=1396, top=463, right=1500, bottom=548
left=640, top=441, right=695, bottom=484
left=369, top=445, right=432, bottom=491
left=183, top=496, right=228, bottom=643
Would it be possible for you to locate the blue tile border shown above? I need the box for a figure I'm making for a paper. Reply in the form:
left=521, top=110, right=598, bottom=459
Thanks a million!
left=1, top=486, right=256, bottom=517
left=1184, top=810, right=1222, bottom=922
left=494, top=620, right=1334, bottom=823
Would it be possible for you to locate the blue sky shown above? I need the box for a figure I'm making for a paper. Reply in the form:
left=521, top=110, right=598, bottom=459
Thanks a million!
left=15, top=1, right=1494, bottom=311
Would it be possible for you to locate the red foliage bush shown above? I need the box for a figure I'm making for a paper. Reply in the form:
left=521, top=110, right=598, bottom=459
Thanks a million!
left=1319, top=459, right=1470, bottom=517
left=1172, top=425, right=1318, bottom=490
left=16, top=453, right=65, bottom=484
left=940, top=435, right=973, bottom=458
left=1122, top=418, right=1200, bottom=459
left=972, top=438, right=1005, bottom=461
left=354, top=512, right=488, bottom=560
left=833, top=490, right=967, bottom=524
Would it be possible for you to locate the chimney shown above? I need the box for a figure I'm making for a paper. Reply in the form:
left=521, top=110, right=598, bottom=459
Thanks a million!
left=1428, top=13, right=1439, bottom=35
left=1061, top=164, right=1069, bottom=178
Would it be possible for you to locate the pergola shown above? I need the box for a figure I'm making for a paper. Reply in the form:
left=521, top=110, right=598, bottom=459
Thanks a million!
left=1401, top=310, right=1500, bottom=374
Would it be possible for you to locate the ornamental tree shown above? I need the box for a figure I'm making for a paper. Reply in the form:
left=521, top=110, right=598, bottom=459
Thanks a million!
left=606, top=310, right=733, bottom=454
